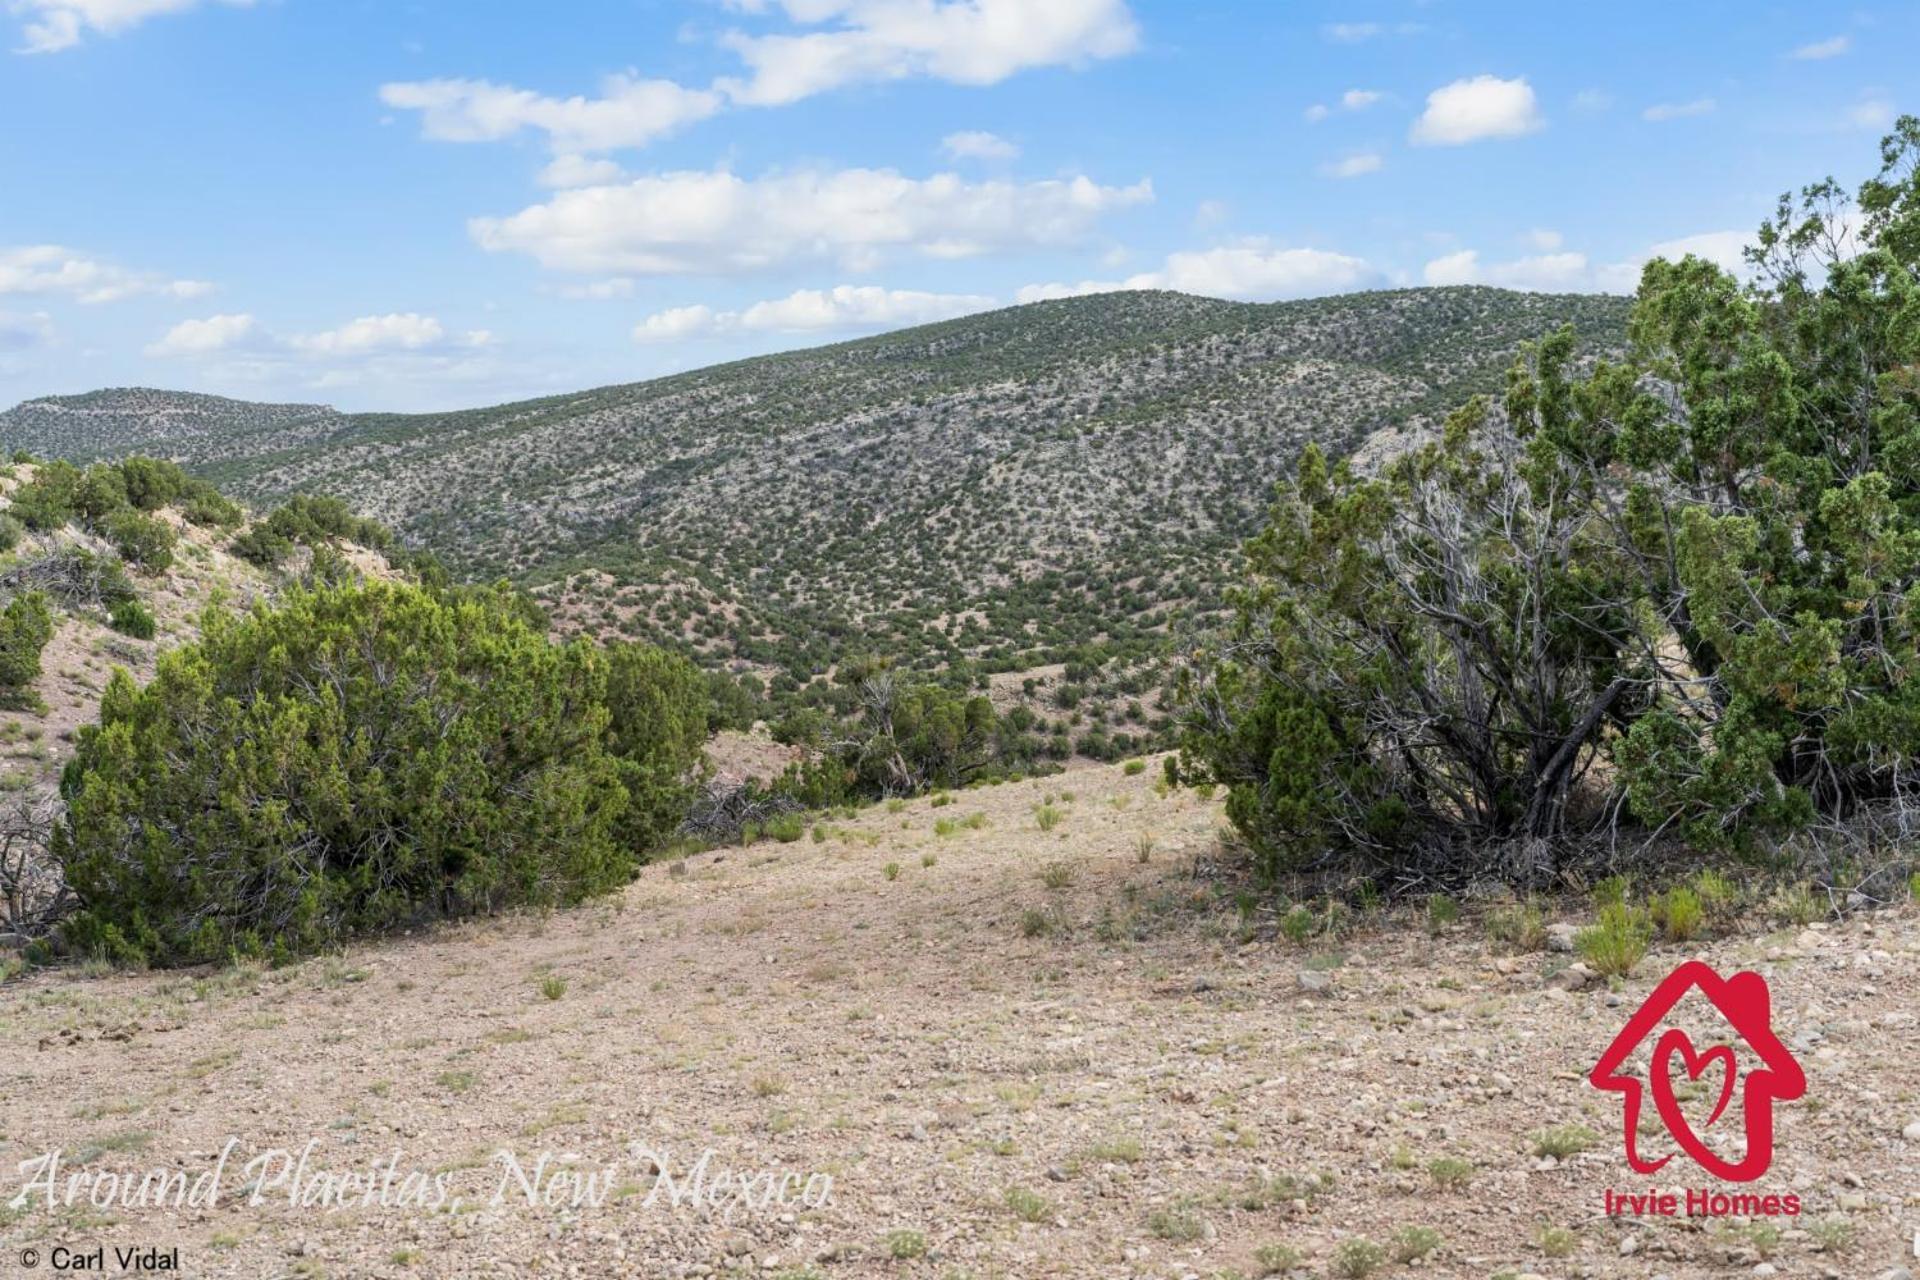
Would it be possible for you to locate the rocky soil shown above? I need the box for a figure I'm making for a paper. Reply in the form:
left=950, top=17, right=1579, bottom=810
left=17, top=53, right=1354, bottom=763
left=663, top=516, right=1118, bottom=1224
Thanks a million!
left=2, top=761, right=1916, bottom=1279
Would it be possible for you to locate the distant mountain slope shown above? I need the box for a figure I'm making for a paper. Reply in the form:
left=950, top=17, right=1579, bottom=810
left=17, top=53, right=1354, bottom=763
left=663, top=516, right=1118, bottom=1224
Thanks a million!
left=1, top=287, right=1631, bottom=675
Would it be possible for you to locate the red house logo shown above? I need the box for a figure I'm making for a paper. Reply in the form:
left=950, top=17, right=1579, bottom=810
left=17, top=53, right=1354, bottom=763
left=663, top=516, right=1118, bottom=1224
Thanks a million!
left=1589, top=960, right=1805, bottom=1182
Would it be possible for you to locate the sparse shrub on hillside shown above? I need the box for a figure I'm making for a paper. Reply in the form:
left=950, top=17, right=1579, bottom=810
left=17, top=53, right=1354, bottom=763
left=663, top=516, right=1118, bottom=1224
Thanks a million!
left=11, top=461, right=81, bottom=531
left=0, top=514, right=20, bottom=553
left=53, top=580, right=674, bottom=966
left=103, top=509, right=176, bottom=574
left=229, top=523, right=292, bottom=568
left=0, top=592, right=54, bottom=700
left=107, top=599, right=156, bottom=640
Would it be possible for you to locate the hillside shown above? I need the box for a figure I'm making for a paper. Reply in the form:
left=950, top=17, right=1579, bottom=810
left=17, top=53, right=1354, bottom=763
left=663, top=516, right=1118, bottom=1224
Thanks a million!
left=1, top=288, right=1631, bottom=679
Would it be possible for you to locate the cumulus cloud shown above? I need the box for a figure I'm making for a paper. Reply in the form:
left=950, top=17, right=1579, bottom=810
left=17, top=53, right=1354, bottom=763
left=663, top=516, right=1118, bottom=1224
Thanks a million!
left=716, top=0, right=1139, bottom=107
left=1017, top=240, right=1380, bottom=304
left=379, top=74, right=723, bottom=154
left=1411, top=75, right=1544, bottom=145
left=1789, top=34, right=1850, bottom=60
left=1642, top=97, right=1716, bottom=122
left=940, top=129, right=1019, bottom=161
left=146, top=312, right=255, bottom=356
left=1321, top=151, right=1383, bottom=179
left=12, top=0, right=251, bottom=54
left=0, top=245, right=212, bottom=303
left=1425, top=229, right=1752, bottom=294
left=148, top=311, right=494, bottom=364
left=470, top=167, right=1154, bottom=276
left=288, top=313, right=447, bottom=356
left=634, top=284, right=995, bottom=341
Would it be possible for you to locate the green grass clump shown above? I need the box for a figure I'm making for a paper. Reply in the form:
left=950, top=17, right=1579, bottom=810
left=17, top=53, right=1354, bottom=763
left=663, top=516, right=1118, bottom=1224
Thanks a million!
left=1530, top=1124, right=1599, bottom=1159
left=1577, top=902, right=1651, bottom=977
left=1003, top=1185, right=1051, bottom=1223
left=1391, top=1226, right=1441, bottom=1262
left=1426, top=1156, right=1475, bottom=1189
left=1330, top=1238, right=1386, bottom=1278
left=1034, top=803, right=1063, bottom=831
left=884, top=1229, right=925, bottom=1260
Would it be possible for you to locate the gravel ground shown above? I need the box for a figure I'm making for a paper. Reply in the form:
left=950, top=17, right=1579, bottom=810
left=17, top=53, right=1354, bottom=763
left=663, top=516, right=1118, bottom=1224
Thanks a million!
left=2, top=761, right=1917, bottom=1279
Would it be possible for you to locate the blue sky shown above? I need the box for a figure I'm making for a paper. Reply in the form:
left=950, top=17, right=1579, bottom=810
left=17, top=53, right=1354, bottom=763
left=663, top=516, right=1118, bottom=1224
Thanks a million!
left=1, top=1, right=1911, bottom=411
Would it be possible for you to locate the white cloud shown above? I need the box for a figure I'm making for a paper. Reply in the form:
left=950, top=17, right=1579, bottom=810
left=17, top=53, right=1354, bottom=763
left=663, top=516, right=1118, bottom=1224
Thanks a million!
left=634, top=284, right=995, bottom=341
left=1321, top=151, right=1383, bottom=179
left=940, top=129, right=1018, bottom=161
left=12, top=0, right=251, bottom=54
left=1789, top=34, right=1850, bottom=60
left=1018, top=239, right=1380, bottom=304
left=288, top=313, right=446, bottom=356
left=633, top=304, right=720, bottom=342
left=379, top=74, right=723, bottom=153
left=1642, top=98, right=1716, bottom=122
left=470, top=167, right=1154, bottom=276
left=716, top=0, right=1139, bottom=107
left=1526, top=228, right=1564, bottom=251
left=1427, top=229, right=1752, bottom=294
left=1410, top=75, right=1544, bottom=145
left=1421, top=250, right=1480, bottom=286
left=1306, top=87, right=1383, bottom=122
left=146, top=312, right=254, bottom=356
left=0, top=244, right=212, bottom=303
left=1321, top=22, right=1421, bottom=42
left=538, top=154, right=627, bottom=189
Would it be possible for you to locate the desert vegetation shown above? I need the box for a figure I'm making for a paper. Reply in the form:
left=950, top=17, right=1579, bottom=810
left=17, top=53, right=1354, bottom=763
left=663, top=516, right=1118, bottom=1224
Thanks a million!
left=1175, top=118, right=1920, bottom=893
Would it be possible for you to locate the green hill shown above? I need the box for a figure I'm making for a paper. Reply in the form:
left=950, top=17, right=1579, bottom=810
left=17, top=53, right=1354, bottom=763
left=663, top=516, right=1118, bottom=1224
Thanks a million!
left=1, top=287, right=1630, bottom=678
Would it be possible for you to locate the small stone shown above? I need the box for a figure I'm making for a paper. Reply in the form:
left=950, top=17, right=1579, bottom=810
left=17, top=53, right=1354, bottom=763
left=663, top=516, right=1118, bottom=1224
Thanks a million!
left=1753, top=1264, right=1778, bottom=1277
left=1546, top=923, right=1579, bottom=952
left=1296, top=970, right=1334, bottom=996
left=1901, top=1119, right=1920, bottom=1143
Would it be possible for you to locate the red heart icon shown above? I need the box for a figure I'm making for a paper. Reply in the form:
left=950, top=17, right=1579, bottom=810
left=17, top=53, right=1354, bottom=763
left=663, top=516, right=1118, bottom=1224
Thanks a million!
left=1650, top=1028, right=1737, bottom=1144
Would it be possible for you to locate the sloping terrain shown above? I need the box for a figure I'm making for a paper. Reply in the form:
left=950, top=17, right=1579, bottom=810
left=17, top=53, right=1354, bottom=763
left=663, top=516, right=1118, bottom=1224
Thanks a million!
left=1, top=761, right=1913, bottom=1279
left=0, top=466, right=396, bottom=801
left=1, top=288, right=1631, bottom=674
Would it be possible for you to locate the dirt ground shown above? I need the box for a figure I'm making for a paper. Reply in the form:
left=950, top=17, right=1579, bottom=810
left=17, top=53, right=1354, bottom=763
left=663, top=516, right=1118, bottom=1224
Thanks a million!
left=2, top=760, right=1917, bottom=1279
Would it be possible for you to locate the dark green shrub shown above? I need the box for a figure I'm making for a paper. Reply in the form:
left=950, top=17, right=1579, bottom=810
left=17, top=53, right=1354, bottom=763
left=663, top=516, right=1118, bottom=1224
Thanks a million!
left=179, top=484, right=243, bottom=528
left=0, top=591, right=54, bottom=695
left=229, top=524, right=292, bottom=568
left=601, top=640, right=709, bottom=854
left=74, top=465, right=130, bottom=522
left=0, top=514, right=21, bottom=553
left=54, top=580, right=645, bottom=965
left=11, top=461, right=81, bottom=531
left=108, top=598, right=156, bottom=640
left=104, top=509, right=176, bottom=574
left=116, top=457, right=190, bottom=511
